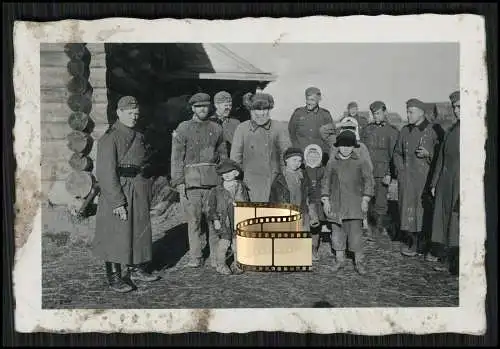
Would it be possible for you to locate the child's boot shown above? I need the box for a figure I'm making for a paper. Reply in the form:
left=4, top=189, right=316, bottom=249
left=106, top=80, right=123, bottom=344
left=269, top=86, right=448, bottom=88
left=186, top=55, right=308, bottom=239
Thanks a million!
left=331, top=250, right=348, bottom=272
left=215, top=239, right=232, bottom=275
left=354, top=253, right=367, bottom=275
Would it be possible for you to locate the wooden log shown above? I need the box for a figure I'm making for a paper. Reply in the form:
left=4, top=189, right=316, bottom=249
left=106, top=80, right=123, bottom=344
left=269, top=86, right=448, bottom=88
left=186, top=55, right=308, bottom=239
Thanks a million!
left=67, top=131, right=93, bottom=154
left=41, top=160, right=73, bottom=182
left=41, top=87, right=107, bottom=105
left=69, top=153, right=93, bottom=171
left=41, top=49, right=106, bottom=68
left=68, top=112, right=90, bottom=132
left=67, top=60, right=90, bottom=79
left=64, top=44, right=87, bottom=60
left=42, top=102, right=108, bottom=124
left=67, top=93, right=93, bottom=114
left=67, top=76, right=92, bottom=94
left=65, top=171, right=96, bottom=199
left=42, top=122, right=108, bottom=142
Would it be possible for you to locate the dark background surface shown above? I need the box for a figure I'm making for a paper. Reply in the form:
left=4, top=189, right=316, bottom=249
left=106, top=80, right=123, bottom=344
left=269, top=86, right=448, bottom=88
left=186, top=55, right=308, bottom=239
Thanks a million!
left=3, top=2, right=497, bottom=347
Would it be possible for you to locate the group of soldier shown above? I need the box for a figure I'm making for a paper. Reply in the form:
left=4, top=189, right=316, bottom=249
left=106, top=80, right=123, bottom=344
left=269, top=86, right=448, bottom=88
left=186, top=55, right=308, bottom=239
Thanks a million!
left=92, top=86, right=460, bottom=294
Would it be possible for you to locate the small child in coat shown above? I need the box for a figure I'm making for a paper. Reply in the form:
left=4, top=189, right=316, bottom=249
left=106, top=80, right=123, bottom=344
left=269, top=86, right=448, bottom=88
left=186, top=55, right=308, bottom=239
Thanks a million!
left=321, top=130, right=375, bottom=275
left=303, top=144, right=330, bottom=261
left=207, top=159, right=250, bottom=275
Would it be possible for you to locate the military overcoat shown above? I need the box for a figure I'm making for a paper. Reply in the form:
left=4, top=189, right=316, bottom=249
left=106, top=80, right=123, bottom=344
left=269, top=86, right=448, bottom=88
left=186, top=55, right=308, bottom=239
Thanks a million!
left=393, top=119, right=439, bottom=232
left=431, top=120, right=460, bottom=247
left=93, top=121, right=153, bottom=265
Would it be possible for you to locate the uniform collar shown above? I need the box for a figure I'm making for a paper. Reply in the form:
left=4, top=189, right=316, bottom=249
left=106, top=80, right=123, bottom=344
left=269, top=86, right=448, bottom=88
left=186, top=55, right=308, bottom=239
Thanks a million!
left=192, top=115, right=209, bottom=123
left=250, top=119, right=272, bottom=131
left=305, top=105, right=320, bottom=114
left=409, top=118, right=429, bottom=132
left=373, top=121, right=386, bottom=127
left=114, top=120, right=135, bottom=133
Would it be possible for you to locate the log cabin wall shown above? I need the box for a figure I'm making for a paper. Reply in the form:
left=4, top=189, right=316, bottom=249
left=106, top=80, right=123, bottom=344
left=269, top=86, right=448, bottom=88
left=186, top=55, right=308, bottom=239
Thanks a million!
left=41, top=43, right=107, bottom=203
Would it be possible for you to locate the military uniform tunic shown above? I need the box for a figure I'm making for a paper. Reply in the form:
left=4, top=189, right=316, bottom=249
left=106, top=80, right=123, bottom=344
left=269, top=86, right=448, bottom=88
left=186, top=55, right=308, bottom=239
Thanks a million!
left=360, top=121, right=399, bottom=215
left=93, top=121, right=153, bottom=265
left=230, top=120, right=292, bottom=202
left=393, top=118, right=439, bottom=233
left=171, top=117, right=228, bottom=261
left=288, top=106, right=333, bottom=154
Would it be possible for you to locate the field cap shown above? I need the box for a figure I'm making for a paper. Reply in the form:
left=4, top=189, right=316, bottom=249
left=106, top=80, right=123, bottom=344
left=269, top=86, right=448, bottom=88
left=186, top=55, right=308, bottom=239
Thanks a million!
left=369, top=101, right=386, bottom=112
left=449, top=91, right=460, bottom=104
left=406, top=98, right=426, bottom=111
left=189, top=93, right=211, bottom=106
left=214, top=91, right=232, bottom=104
left=117, top=96, right=139, bottom=110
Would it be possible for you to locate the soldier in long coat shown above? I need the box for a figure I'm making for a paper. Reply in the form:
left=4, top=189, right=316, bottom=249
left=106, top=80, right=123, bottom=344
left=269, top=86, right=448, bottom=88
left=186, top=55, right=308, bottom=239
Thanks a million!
left=361, top=101, right=399, bottom=240
left=430, top=91, right=460, bottom=274
left=208, top=91, right=241, bottom=156
left=288, top=87, right=334, bottom=159
left=171, top=93, right=228, bottom=268
left=230, top=93, right=292, bottom=202
left=93, top=96, right=159, bottom=294
left=394, top=98, right=439, bottom=257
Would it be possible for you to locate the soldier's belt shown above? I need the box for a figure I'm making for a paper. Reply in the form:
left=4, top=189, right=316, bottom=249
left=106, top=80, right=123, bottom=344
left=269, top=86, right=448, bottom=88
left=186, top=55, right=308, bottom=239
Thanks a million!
left=117, top=165, right=142, bottom=177
left=234, top=202, right=312, bottom=272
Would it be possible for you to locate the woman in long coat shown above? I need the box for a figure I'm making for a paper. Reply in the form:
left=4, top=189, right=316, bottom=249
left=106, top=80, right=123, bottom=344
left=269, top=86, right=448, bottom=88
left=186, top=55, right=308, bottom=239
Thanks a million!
left=230, top=93, right=292, bottom=202
left=430, top=91, right=460, bottom=273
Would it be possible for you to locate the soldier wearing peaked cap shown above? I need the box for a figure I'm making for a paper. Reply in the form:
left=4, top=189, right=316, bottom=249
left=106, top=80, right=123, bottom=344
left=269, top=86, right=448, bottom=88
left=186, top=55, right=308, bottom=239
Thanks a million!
left=394, top=98, right=439, bottom=258
left=209, top=91, right=241, bottom=156
left=360, top=101, right=399, bottom=242
left=171, top=92, right=228, bottom=268
left=230, top=92, right=292, bottom=202
left=429, top=91, right=460, bottom=275
left=93, top=95, right=159, bottom=294
left=288, top=87, right=334, bottom=157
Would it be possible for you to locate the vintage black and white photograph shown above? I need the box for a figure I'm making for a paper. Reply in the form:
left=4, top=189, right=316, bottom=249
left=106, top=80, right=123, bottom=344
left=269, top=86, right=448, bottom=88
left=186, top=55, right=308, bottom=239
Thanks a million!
left=13, top=16, right=487, bottom=334
left=39, top=40, right=462, bottom=309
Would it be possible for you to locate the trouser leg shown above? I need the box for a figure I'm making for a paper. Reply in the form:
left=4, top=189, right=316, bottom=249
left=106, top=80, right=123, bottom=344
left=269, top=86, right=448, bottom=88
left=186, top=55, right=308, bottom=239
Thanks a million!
left=311, top=225, right=321, bottom=261
left=185, top=189, right=206, bottom=266
left=208, top=220, right=219, bottom=268
left=215, top=238, right=232, bottom=275
left=330, top=222, right=348, bottom=272
left=344, top=219, right=367, bottom=275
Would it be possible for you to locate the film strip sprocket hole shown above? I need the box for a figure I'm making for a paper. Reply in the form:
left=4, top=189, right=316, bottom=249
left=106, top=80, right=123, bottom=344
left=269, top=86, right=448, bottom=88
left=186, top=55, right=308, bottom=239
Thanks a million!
left=234, top=201, right=312, bottom=272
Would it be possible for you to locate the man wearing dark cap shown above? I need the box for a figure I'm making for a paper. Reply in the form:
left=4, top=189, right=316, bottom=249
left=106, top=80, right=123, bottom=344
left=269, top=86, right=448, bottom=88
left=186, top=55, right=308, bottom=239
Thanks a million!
left=209, top=91, right=241, bottom=155
left=288, top=87, right=334, bottom=157
left=394, top=98, right=439, bottom=257
left=429, top=91, right=460, bottom=275
left=361, top=101, right=399, bottom=241
left=171, top=92, right=228, bottom=268
left=346, top=101, right=369, bottom=133
left=93, top=95, right=159, bottom=293
left=231, top=92, right=292, bottom=202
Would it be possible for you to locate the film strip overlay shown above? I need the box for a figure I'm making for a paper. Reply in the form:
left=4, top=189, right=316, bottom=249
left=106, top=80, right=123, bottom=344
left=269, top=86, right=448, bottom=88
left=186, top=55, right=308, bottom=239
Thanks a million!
left=234, top=202, right=312, bottom=272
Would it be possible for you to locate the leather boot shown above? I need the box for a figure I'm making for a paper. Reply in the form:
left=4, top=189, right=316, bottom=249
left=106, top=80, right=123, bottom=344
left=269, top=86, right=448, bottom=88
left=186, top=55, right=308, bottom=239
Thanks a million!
left=106, top=262, right=134, bottom=293
left=216, top=239, right=232, bottom=275
left=312, top=233, right=320, bottom=261
left=128, top=264, right=160, bottom=282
